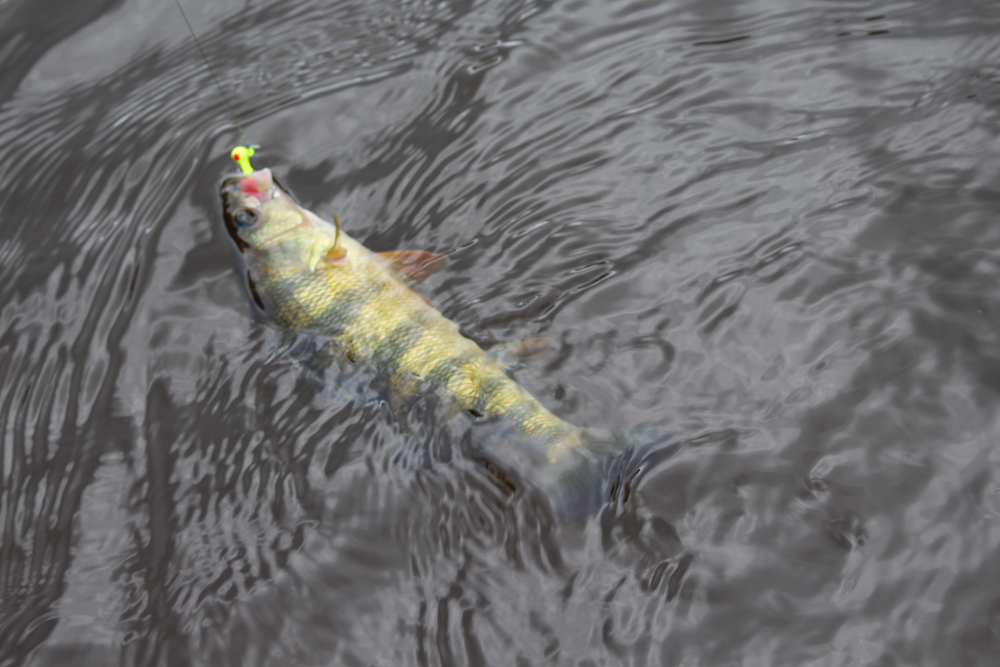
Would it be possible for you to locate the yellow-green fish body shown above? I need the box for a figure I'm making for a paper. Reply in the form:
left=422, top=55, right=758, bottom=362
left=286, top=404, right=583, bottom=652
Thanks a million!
left=220, top=169, right=631, bottom=517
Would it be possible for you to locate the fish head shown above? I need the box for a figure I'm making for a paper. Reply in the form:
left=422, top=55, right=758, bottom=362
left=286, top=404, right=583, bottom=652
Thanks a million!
left=220, top=168, right=345, bottom=267
left=220, top=169, right=352, bottom=317
left=221, top=168, right=299, bottom=251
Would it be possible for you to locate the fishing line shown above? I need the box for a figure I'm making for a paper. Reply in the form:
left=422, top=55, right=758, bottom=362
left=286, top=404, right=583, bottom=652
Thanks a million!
left=174, top=0, right=258, bottom=171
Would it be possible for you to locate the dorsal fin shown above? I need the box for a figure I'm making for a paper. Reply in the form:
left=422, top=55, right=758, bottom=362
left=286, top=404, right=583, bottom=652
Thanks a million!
left=487, top=337, right=557, bottom=369
left=376, top=250, right=448, bottom=283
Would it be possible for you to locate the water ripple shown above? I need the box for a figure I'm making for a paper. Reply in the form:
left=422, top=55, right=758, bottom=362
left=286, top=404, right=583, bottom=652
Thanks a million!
left=3, top=0, right=1000, bottom=664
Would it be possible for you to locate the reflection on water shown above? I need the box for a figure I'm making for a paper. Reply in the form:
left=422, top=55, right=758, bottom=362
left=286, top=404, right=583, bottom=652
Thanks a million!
left=2, top=0, right=1000, bottom=664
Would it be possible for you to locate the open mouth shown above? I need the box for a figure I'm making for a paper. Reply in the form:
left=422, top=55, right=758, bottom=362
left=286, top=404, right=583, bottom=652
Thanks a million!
left=222, top=168, right=275, bottom=203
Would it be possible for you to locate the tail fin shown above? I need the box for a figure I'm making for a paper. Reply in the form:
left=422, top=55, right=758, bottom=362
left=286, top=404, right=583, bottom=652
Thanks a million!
left=536, top=427, right=671, bottom=522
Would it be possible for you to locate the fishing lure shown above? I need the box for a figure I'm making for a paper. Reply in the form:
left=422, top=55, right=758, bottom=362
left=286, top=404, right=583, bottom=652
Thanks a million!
left=231, top=145, right=256, bottom=174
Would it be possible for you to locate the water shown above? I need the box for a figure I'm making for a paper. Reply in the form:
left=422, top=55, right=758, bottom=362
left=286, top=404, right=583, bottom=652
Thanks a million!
left=2, top=0, right=1000, bottom=664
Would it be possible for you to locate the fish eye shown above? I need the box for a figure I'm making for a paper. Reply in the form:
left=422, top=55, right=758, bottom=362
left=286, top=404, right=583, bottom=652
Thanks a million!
left=233, top=208, right=260, bottom=229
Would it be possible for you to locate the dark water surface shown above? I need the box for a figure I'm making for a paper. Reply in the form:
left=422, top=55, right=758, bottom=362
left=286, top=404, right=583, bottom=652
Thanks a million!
left=3, top=0, right=1000, bottom=664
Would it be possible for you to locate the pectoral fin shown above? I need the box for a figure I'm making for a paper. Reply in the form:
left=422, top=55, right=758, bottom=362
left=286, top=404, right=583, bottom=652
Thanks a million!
left=377, top=250, right=449, bottom=283
left=487, top=337, right=557, bottom=369
left=306, top=236, right=336, bottom=271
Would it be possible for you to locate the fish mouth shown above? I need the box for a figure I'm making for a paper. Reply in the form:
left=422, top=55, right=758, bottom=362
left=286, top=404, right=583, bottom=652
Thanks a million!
left=221, top=168, right=275, bottom=203
left=220, top=169, right=281, bottom=249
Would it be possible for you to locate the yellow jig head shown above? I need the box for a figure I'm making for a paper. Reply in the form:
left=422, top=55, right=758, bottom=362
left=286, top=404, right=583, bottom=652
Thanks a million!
left=231, top=145, right=256, bottom=174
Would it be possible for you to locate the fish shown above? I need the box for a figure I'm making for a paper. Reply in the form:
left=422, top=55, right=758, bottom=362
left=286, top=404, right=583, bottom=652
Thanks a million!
left=219, top=168, right=661, bottom=519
